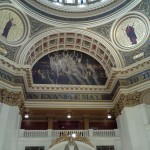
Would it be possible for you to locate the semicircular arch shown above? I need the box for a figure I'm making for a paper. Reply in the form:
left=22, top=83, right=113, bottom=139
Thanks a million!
left=16, top=27, right=124, bottom=76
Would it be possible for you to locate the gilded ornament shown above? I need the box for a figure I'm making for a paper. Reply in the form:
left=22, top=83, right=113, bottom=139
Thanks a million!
left=112, top=92, right=142, bottom=117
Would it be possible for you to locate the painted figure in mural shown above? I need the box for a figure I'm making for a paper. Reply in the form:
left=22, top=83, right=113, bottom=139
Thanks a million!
left=125, top=24, right=137, bottom=45
left=1, top=13, right=16, bottom=38
left=32, top=50, right=107, bottom=85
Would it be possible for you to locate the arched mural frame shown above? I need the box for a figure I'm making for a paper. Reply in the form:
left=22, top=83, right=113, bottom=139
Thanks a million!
left=16, top=27, right=124, bottom=76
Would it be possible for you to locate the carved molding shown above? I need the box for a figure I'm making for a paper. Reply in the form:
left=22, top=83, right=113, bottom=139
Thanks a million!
left=1, top=55, right=150, bottom=93
left=0, top=88, right=26, bottom=114
left=112, top=92, right=142, bottom=117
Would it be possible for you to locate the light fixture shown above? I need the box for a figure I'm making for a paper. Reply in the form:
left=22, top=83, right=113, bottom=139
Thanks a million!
left=72, top=133, right=76, bottom=138
left=24, top=113, right=29, bottom=119
left=107, top=109, right=112, bottom=119
left=67, top=112, right=71, bottom=119
left=107, top=113, right=112, bottom=119
left=24, top=109, right=30, bottom=119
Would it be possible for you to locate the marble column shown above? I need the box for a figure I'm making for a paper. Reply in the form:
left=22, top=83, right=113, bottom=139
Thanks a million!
left=116, top=104, right=150, bottom=150
left=0, top=103, right=22, bottom=150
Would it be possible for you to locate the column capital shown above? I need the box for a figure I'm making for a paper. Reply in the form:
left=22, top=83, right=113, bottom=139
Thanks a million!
left=0, top=88, right=26, bottom=114
left=112, top=92, right=142, bottom=117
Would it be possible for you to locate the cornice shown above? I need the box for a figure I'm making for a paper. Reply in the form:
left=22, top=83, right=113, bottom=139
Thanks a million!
left=1, top=54, right=150, bottom=94
left=25, top=101, right=113, bottom=109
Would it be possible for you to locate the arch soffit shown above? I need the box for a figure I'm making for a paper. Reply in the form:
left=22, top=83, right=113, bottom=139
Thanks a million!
left=16, top=28, right=124, bottom=75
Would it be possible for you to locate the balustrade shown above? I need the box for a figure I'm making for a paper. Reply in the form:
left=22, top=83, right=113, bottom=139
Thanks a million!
left=93, top=130, right=115, bottom=137
left=20, top=129, right=118, bottom=138
left=51, top=130, right=89, bottom=137
left=23, top=130, right=48, bottom=138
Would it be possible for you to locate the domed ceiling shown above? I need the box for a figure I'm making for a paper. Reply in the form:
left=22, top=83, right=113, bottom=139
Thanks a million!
left=10, top=0, right=142, bottom=27
left=0, top=0, right=150, bottom=123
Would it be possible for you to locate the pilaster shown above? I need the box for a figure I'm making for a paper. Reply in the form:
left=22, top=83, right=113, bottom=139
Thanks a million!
left=117, top=105, right=150, bottom=150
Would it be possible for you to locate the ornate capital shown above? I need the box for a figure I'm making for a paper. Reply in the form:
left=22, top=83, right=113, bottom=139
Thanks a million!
left=0, top=89, right=26, bottom=114
left=112, top=92, right=142, bottom=117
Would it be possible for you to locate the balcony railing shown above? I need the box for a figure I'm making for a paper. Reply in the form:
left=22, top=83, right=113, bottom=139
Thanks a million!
left=19, top=129, right=119, bottom=138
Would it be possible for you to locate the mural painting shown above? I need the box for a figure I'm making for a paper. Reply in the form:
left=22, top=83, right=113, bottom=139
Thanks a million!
left=116, top=17, right=145, bottom=47
left=0, top=8, right=24, bottom=42
left=111, top=12, right=150, bottom=51
left=124, top=24, right=137, bottom=45
left=32, top=50, right=107, bottom=85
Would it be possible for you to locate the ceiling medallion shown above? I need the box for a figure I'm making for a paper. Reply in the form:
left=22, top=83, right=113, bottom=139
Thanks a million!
left=0, top=4, right=30, bottom=46
left=110, top=11, right=150, bottom=51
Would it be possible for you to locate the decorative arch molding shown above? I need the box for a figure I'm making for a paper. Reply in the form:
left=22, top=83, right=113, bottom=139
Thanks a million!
left=10, top=0, right=142, bottom=27
left=16, top=27, right=124, bottom=76
left=49, top=133, right=95, bottom=150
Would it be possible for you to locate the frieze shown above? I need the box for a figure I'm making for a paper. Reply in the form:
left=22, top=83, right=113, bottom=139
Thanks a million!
left=0, top=68, right=14, bottom=82
left=0, top=68, right=24, bottom=84
left=127, top=69, right=150, bottom=85
left=26, top=93, right=110, bottom=101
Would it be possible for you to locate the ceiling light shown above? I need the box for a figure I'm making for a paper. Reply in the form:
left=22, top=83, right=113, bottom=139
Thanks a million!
left=67, top=112, right=71, bottom=119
